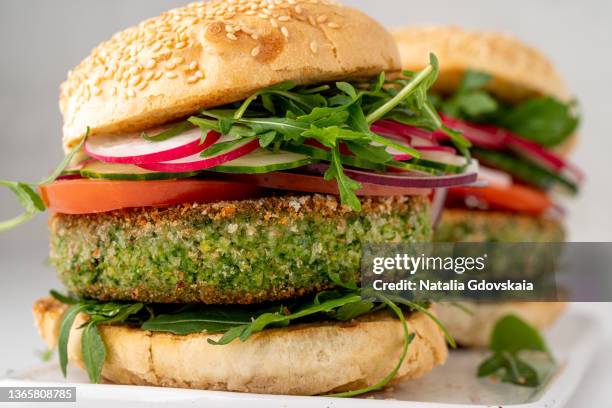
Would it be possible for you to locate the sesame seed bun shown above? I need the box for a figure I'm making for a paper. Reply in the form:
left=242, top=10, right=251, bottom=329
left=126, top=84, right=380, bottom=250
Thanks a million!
left=60, top=0, right=400, bottom=151
left=434, top=301, right=566, bottom=348
left=392, top=26, right=569, bottom=102
left=33, top=297, right=447, bottom=395
left=392, top=26, right=577, bottom=156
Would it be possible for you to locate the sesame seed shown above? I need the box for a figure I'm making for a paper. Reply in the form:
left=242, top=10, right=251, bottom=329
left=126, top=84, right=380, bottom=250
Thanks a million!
left=328, top=22, right=340, bottom=28
left=166, top=72, right=178, bottom=79
left=129, top=75, right=142, bottom=86
left=186, top=75, right=198, bottom=84
left=251, top=33, right=259, bottom=40
left=226, top=32, right=238, bottom=40
left=195, top=70, right=204, bottom=78
left=295, top=4, right=303, bottom=13
left=172, top=57, right=184, bottom=65
left=166, top=61, right=177, bottom=70
left=145, top=59, right=156, bottom=69
left=270, top=18, right=278, bottom=28
left=251, top=46, right=261, bottom=57
left=189, top=61, right=198, bottom=70
left=144, top=71, right=154, bottom=80
left=317, top=15, right=328, bottom=23
left=278, top=15, right=290, bottom=21
left=127, top=88, right=136, bottom=97
left=175, top=41, right=187, bottom=49
left=310, top=41, right=318, bottom=53
left=280, top=26, right=289, bottom=37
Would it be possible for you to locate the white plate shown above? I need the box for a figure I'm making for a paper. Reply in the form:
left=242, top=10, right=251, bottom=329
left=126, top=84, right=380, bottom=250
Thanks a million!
left=0, top=310, right=600, bottom=408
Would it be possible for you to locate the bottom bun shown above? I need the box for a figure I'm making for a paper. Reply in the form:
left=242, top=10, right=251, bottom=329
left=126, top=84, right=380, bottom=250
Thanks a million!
left=435, top=301, right=566, bottom=347
left=33, top=297, right=447, bottom=395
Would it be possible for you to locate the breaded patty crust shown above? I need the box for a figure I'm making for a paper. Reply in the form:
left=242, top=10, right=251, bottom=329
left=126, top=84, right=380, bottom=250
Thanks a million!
left=434, top=209, right=564, bottom=242
left=50, top=194, right=431, bottom=304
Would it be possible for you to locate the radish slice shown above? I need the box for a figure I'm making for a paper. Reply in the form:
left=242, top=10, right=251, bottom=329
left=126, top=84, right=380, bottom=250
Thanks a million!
left=416, top=146, right=457, bottom=154
left=477, top=165, right=512, bottom=188
left=138, top=134, right=259, bottom=172
left=372, top=120, right=436, bottom=141
left=85, top=126, right=211, bottom=164
left=419, top=150, right=468, bottom=167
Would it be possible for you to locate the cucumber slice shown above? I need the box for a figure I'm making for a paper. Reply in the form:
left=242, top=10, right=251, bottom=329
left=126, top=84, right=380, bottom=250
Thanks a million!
left=210, top=149, right=313, bottom=174
left=283, top=144, right=386, bottom=171
left=473, top=148, right=578, bottom=194
left=81, top=161, right=196, bottom=180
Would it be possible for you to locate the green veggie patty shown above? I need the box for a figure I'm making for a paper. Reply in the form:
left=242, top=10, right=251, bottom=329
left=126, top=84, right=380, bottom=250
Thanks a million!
left=50, top=194, right=431, bottom=304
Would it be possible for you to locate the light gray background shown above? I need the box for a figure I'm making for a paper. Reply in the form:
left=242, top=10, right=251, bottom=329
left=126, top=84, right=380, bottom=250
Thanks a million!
left=1, top=1, right=610, bottom=406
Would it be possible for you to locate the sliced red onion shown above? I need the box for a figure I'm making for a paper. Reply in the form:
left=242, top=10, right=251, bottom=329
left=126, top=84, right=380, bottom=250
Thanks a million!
left=85, top=126, right=209, bottom=165
left=439, top=115, right=508, bottom=149
left=304, top=161, right=479, bottom=189
left=138, top=133, right=258, bottom=173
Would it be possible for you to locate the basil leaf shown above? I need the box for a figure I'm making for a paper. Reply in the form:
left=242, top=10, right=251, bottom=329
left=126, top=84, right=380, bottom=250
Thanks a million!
left=81, top=323, right=106, bottom=383
left=490, top=315, right=548, bottom=355
left=477, top=315, right=553, bottom=387
left=499, top=97, right=579, bottom=147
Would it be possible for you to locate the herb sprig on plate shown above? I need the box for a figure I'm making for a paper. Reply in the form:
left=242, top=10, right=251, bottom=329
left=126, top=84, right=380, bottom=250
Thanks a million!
left=478, top=314, right=555, bottom=387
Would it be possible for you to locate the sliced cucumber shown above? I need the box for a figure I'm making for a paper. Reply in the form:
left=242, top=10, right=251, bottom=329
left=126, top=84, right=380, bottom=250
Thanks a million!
left=80, top=161, right=196, bottom=180
left=210, top=149, right=313, bottom=174
left=283, top=144, right=386, bottom=171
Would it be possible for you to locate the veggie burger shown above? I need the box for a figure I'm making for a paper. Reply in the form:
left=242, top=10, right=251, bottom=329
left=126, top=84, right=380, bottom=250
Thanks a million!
left=11, top=2, right=485, bottom=396
left=393, top=26, right=581, bottom=346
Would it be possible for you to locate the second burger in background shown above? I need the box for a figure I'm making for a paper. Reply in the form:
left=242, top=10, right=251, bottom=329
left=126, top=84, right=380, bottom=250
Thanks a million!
left=393, top=26, right=582, bottom=346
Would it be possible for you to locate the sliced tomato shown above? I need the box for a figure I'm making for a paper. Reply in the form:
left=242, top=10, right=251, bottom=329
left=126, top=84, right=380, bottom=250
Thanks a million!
left=447, top=184, right=554, bottom=215
left=39, top=179, right=265, bottom=214
left=222, top=172, right=432, bottom=197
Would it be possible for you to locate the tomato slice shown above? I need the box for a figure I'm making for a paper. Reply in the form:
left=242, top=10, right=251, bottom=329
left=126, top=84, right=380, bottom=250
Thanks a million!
left=40, top=179, right=265, bottom=214
left=222, top=172, right=431, bottom=197
left=447, top=184, right=553, bottom=215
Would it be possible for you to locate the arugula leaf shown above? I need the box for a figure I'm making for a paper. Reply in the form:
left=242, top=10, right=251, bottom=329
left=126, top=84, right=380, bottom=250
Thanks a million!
left=81, top=323, right=106, bottom=383
left=200, top=137, right=255, bottom=158
left=142, top=307, right=256, bottom=335
left=477, top=314, right=553, bottom=387
left=1, top=128, right=88, bottom=232
left=140, top=121, right=194, bottom=142
left=458, top=70, right=493, bottom=92
left=58, top=304, right=88, bottom=377
left=324, top=148, right=362, bottom=211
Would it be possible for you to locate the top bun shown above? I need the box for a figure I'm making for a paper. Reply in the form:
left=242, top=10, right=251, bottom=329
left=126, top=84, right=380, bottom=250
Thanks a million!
left=60, top=0, right=400, bottom=151
left=392, top=26, right=569, bottom=103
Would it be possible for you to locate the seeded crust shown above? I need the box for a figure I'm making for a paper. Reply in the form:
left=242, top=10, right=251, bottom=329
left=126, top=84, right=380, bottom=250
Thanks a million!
left=33, top=296, right=447, bottom=395
left=433, top=209, right=566, bottom=347
left=50, top=194, right=431, bottom=304
left=60, top=0, right=400, bottom=150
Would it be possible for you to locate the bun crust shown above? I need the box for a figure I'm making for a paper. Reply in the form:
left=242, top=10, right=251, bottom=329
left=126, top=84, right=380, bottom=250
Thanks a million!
left=33, top=297, right=447, bottom=395
left=60, top=0, right=400, bottom=151
left=392, top=26, right=569, bottom=102
left=435, top=301, right=566, bottom=347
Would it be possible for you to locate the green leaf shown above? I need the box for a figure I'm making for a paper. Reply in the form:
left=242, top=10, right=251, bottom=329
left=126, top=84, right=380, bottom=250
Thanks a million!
left=200, top=137, right=254, bottom=158
left=344, top=141, right=393, bottom=164
left=58, top=304, right=87, bottom=377
left=258, top=131, right=277, bottom=148
left=142, top=307, right=256, bottom=335
left=458, top=70, right=492, bottom=92
left=490, top=315, right=548, bottom=355
left=336, top=82, right=357, bottom=100
left=81, top=323, right=106, bottom=383
left=324, top=148, right=361, bottom=211
left=333, top=301, right=374, bottom=320
left=477, top=314, right=553, bottom=387
left=454, top=92, right=499, bottom=117
left=499, top=97, right=579, bottom=147
left=140, top=121, right=194, bottom=142
left=39, top=128, right=89, bottom=185
left=50, top=290, right=80, bottom=305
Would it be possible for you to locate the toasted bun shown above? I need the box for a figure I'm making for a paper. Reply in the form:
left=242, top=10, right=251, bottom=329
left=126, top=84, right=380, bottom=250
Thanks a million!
left=392, top=26, right=569, bottom=103
left=60, top=0, right=400, bottom=151
left=435, top=301, right=566, bottom=347
left=34, top=297, right=447, bottom=395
